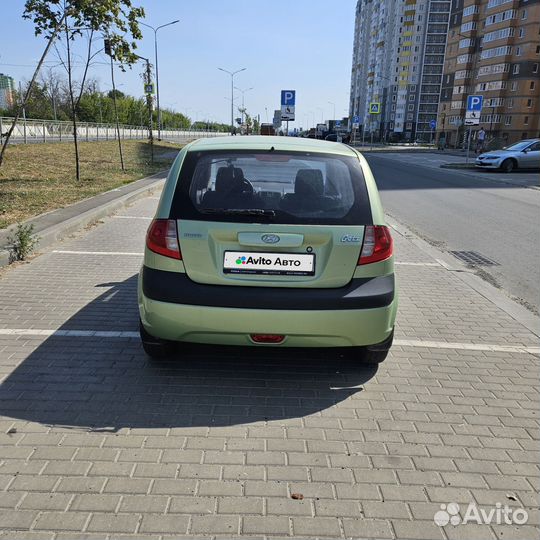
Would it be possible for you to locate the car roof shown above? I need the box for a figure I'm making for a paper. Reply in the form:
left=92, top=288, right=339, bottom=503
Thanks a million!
left=186, top=135, right=358, bottom=157
left=508, top=139, right=539, bottom=144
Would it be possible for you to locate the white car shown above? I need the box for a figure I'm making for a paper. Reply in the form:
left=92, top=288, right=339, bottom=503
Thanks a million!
left=475, top=139, right=540, bottom=172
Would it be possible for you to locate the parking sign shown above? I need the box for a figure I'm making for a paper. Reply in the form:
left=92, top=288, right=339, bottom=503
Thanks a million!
left=466, top=95, right=483, bottom=112
left=281, top=91, right=295, bottom=107
left=280, top=90, right=296, bottom=121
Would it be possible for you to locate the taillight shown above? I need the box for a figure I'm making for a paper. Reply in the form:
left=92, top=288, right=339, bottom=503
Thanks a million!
left=251, top=334, right=285, bottom=344
left=146, top=219, right=181, bottom=260
left=358, top=225, right=393, bottom=265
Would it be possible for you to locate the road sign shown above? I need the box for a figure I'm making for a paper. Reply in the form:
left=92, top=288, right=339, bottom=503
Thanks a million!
left=144, top=83, right=155, bottom=94
left=352, top=115, right=360, bottom=128
left=369, top=102, right=381, bottom=114
left=281, top=90, right=296, bottom=107
left=335, top=120, right=342, bottom=128
left=429, top=119, right=437, bottom=130
left=467, top=95, right=483, bottom=112
left=465, top=110, right=480, bottom=126
left=273, top=109, right=282, bottom=129
left=281, top=90, right=296, bottom=121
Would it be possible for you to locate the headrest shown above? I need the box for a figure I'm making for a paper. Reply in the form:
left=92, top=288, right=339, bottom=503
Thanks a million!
left=295, top=169, right=324, bottom=197
left=215, top=167, right=234, bottom=192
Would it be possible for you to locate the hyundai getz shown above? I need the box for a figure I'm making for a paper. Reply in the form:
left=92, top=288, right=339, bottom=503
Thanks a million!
left=138, top=136, right=397, bottom=362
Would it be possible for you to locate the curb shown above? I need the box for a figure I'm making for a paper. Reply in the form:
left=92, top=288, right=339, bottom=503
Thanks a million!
left=440, top=163, right=477, bottom=170
left=0, top=172, right=166, bottom=268
left=386, top=214, right=540, bottom=338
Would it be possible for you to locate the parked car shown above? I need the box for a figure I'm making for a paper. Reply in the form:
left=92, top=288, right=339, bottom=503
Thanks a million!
left=260, top=123, right=275, bottom=136
left=325, top=132, right=351, bottom=144
left=138, top=136, right=397, bottom=363
left=475, top=139, right=540, bottom=172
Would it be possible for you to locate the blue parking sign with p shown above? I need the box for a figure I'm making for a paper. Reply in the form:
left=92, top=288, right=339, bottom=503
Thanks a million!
left=281, top=90, right=295, bottom=106
left=467, top=95, right=483, bottom=112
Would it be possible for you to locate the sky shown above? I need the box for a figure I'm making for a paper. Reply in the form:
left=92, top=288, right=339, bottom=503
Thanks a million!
left=0, top=0, right=357, bottom=128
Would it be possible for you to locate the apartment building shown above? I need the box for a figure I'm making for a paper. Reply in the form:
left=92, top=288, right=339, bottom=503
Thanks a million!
left=349, top=0, right=451, bottom=142
left=438, top=0, right=540, bottom=147
left=0, top=73, right=15, bottom=110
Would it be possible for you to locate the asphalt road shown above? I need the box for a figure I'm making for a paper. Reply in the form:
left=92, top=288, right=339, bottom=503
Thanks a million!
left=365, top=152, right=540, bottom=314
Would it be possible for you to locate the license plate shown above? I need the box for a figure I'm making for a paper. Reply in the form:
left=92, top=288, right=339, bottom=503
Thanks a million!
left=223, top=251, right=315, bottom=276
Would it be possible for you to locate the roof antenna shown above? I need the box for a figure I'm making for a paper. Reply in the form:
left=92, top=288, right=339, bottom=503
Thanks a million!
left=269, top=146, right=275, bottom=152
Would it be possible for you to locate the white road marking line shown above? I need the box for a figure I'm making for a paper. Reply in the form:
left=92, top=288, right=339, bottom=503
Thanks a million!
left=52, top=250, right=143, bottom=256
left=395, top=262, right=440, bottom=267
left=0, top=329, right=538, bottom=354
left=0, top=329, right=139, bottom=338
left=394, top=339, right=539, bottom=355
left=113, top=216, right=152, bottom=220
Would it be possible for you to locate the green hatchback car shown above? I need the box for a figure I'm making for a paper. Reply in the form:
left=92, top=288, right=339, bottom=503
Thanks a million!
left=138, top=136, right=397, bottom=362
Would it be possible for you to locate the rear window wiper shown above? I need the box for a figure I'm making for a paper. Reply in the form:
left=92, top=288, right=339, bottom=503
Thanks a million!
left=199, top=208, right=276, bottom=217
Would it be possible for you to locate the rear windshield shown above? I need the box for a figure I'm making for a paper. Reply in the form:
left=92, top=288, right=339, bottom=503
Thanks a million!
left=170, top=150, right=372, bottom=225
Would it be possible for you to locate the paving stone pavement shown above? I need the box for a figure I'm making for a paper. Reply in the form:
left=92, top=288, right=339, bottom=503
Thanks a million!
left=0, top=194, right=538, bottom=539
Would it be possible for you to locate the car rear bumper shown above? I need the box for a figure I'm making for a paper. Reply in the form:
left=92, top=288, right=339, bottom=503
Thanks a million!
left=138, top=267, right=397, bottom=347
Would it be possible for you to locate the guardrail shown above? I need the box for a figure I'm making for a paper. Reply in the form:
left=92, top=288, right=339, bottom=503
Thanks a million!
left=0, top=117, right=227, bottom=145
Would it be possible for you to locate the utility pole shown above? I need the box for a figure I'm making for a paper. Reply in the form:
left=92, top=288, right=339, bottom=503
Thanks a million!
left=142, top=58, right=154, bottom=163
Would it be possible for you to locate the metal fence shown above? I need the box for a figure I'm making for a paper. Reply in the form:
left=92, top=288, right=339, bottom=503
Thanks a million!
left=0, top=117, right=228, bottom=145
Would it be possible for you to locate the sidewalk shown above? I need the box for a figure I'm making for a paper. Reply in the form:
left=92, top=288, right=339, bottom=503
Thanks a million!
left=0, top=192, right=538, bottom=539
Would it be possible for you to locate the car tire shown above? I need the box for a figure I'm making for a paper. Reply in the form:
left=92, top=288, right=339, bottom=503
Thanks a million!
left=500, top=159, right=516, bottom=173
left=139, top=320, right=175, bottom=360
left=362, top=329, right=394, bottom=364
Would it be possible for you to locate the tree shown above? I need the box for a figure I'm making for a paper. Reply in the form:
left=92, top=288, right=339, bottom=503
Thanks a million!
left=0, top=10, right=65, bottom=167
left=7, top=0, right=146, bottom=181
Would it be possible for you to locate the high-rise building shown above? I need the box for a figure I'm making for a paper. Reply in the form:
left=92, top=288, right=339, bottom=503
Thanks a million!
left=349, top=0, right=451, bottom=142
left=438, top=0, right=540, bottom=147
left=0, top=73, right=15, bottom=111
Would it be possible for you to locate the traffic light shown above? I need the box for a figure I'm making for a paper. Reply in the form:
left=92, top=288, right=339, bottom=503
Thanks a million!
left=104, top=39, right=112, bottom=56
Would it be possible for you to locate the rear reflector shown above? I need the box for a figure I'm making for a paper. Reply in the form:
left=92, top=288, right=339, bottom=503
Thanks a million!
left=251, top=334, right=285, bottom=344
left=146, top=219, right=181, bottom=260
left=358, top=225, right=393, bottom=265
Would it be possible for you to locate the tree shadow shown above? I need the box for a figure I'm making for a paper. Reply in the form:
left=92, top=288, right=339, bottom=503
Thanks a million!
left=0, top=275, right=377, bottom=432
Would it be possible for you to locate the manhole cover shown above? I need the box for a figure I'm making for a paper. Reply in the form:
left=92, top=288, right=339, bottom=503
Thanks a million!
left=449, top=250, right=499, bottom=266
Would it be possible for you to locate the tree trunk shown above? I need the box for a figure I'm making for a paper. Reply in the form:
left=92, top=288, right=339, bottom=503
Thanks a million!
left=0, top=14, right=66, bottom=167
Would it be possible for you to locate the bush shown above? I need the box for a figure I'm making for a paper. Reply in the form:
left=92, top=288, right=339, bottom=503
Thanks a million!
left=7, top=223, right=39, bottom=262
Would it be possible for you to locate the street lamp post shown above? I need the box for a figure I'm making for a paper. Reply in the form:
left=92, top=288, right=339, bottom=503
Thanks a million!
left=328, top=101, right=336, bottom=120
left=218, top=67, right=246, bottom=135
left=234, top=86, right=254, bottom=125
left=140, top=19, right=180, bottom=141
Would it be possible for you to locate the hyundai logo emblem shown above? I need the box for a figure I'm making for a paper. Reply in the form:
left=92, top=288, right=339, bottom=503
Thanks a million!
left=262, top=234, right=280, bottom=244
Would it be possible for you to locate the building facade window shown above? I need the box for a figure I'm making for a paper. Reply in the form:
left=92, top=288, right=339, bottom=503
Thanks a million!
left=487, top=0, right=513, bottom=8
left=461, top=21, right=477, bottom=32
left=463, top=5, right=479, bottom=16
